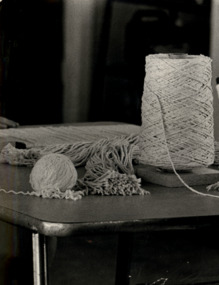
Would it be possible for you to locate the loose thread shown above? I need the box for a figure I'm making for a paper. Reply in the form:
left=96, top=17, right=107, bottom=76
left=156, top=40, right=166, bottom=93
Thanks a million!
left=0, top=187, right=84, bottom=200
left=0, top=188, right=35, bottom=196
left=150, top=277, right=168, bottom=285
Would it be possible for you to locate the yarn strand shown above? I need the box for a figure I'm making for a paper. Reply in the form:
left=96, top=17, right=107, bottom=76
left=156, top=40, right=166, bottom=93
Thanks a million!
left=0, top=187, right=84, bottom=200
left=153, top=89, right=219, bottom=199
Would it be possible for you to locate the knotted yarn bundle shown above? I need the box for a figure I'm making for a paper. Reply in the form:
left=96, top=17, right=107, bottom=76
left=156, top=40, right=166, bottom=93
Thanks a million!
left=139, top=54, right=215, bottom=170
left=75, top=139, right=147, bottom=196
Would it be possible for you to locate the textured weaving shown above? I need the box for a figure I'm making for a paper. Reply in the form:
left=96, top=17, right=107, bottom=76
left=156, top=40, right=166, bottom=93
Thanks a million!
left=139, top=54, right=215, bottom=170
left=0, top=124, right=146, bottom=198
left=0, top=124, right=140, bottom=148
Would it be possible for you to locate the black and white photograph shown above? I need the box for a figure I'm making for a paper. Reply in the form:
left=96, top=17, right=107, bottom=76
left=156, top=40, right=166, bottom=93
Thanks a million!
left=0, top=0, right=219, bottom=284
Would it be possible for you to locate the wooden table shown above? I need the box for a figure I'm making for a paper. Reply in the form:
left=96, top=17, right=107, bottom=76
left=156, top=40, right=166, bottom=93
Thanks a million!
left=1, top=163, right=219, bottom=285
left=1, top=121, right=219, bottom=284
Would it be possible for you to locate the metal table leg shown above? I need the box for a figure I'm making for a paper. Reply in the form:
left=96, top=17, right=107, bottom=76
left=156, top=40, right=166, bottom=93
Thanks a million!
left=32, top=232, right=48, bottom=285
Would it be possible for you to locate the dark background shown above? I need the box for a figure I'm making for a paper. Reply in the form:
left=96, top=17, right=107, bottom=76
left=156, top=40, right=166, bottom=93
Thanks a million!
left=0, top=0, right=211, bottom=126
left=0, top=0, right=63, bottom=125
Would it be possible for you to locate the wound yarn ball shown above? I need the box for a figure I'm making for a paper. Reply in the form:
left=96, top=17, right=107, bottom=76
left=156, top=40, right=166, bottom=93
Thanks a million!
left=29, top=153, right=78, bottom=194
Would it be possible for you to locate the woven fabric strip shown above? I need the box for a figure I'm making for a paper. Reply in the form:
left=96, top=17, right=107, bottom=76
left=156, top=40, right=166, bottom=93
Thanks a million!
left=0, top=124, right=140, bottom=148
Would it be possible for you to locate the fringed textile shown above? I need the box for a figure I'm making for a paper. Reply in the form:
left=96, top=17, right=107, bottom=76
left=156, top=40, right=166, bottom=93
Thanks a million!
left=0, top=132, right=148, bottom=198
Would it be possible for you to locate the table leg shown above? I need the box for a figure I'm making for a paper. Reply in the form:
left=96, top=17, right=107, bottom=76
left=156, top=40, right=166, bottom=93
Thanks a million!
left=115, top=233, right=134, bottom=285
left=32, top=232, right=48, bottom=285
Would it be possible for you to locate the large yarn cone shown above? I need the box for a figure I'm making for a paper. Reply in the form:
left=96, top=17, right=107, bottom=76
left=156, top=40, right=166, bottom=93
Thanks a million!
left=139, top=54, right=215, bottom=170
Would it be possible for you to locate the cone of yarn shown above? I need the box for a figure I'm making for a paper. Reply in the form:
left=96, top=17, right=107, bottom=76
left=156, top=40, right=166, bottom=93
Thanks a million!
left=139, top=54, right=215, bottom=170
left=30, top=153, right=78, bottom=194
left=214, top=141, right=219, bottom=165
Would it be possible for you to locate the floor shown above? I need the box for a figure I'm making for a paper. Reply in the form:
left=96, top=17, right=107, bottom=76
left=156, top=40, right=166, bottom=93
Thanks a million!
left=1, top=223, right=219, bottom=285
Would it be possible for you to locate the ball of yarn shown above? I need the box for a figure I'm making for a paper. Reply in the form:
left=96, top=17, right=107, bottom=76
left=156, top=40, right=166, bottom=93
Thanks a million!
left=29, top=153, right=78, bottom=193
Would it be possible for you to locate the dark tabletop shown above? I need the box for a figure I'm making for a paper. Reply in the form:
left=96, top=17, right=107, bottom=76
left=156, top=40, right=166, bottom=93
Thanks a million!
left=1, top=163, right=219, bottom=237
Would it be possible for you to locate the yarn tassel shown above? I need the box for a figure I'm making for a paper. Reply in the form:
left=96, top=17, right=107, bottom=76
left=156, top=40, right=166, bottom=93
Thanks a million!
left=0, top=143, right=41, bottom=166
left=75, top=142, right=149, bottom=196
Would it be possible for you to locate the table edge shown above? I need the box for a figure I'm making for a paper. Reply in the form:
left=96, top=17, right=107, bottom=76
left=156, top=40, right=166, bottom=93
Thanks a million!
left=1, top=205, right=219, bottom=236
